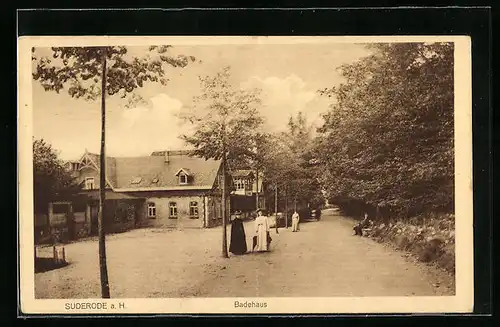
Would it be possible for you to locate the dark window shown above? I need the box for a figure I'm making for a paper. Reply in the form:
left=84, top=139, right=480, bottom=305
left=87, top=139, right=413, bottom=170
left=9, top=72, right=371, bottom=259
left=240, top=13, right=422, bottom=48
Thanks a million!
left=179, top=174, right=187, bottom=184
left=52, top=203, right=69, bottom=214
left=73, top=202, right=86, bottom=213
left=147, top=203, right=156, bottom=218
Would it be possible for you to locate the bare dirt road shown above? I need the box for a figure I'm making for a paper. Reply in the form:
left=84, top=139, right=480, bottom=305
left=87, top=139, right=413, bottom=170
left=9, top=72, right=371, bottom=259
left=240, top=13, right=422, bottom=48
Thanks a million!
left=35, top=209, right=454, bottom=298
left=182, top=209, right=455, bottom=297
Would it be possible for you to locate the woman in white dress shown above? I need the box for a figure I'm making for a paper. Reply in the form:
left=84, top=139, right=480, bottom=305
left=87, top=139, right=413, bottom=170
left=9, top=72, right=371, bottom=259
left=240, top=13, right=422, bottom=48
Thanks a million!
left=291, top=211, right=300, bottom=232
left=254, top=210, right=270, bottom=252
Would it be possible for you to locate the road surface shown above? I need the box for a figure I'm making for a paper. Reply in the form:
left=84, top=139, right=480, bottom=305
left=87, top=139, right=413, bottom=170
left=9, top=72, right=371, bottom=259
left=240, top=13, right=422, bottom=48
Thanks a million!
left=35, top=209, right=454, bottom=298
left=180, top=209, right=455, bottom=297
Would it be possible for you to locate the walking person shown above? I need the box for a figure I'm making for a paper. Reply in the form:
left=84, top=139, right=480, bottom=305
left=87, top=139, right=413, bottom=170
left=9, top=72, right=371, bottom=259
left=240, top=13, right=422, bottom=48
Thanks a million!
left=254, top=209, right=270, bottom=252
left=229, top=211, right=247, bottom=255
left=291, top=211, right=300, bottom=232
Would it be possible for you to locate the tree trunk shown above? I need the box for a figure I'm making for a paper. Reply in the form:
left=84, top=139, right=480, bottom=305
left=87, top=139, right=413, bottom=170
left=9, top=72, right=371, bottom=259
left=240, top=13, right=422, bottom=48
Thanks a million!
left=221, top=132, right=229, bottom=258
left=255, top=167, right=259, bottom=210
left=274, top=184, right=278, bottom=233
left=285, top=184, right=288, bottom=228
left=274, top=184, right=278, bottom=216
left=98, top=50, right=111, bottom=298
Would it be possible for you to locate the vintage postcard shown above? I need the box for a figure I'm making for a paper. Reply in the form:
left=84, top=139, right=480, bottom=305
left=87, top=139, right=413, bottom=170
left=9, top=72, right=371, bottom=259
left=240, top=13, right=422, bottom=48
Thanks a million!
left=18, top=36, right=473, bottom=315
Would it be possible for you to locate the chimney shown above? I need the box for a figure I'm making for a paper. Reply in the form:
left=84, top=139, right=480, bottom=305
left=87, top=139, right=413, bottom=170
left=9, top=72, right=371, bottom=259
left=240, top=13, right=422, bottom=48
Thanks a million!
left=164, top=151, right=170, bottom=163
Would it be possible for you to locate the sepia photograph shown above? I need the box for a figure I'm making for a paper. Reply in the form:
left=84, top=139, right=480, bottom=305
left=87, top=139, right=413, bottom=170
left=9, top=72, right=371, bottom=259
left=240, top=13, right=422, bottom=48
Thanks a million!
left=18, top=36, right=473, bottom=314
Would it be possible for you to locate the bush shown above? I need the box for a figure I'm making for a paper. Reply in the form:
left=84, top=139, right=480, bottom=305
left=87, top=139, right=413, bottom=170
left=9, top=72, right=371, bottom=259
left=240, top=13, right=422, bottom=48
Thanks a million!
left=364, top=213, right=455, bottom=274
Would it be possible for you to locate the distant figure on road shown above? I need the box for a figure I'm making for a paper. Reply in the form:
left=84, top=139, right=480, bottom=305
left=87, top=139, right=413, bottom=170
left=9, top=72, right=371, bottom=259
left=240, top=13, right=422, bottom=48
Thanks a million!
left=292, top=211, right=300, bottom=232
left=229, top=211, right=247, bottom=255
left=254, top=210, right=270, bottom=252
left=353, top=212, right=370, bottom=236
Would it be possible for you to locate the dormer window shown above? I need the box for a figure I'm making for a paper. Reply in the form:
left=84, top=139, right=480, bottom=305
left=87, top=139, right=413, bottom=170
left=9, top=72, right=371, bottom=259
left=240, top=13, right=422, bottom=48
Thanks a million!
left=175, top=168, right=191, bottom=185
left=131, top=177, right=142, bottom=184
left=152, top=178, right=159, bottom=184
left=179, top=173, right=187, bottom=185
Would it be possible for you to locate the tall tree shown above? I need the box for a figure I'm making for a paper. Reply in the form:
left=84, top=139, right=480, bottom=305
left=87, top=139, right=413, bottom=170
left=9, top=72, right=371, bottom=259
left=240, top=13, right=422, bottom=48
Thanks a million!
left=252, top=132, right=271, bottom=211
left=283, top=113, right=322, bottom=209
left=257, top=112, right=323, bottom=223
left=180, top=66, right=263, bottom=258
left=316, top=42, right=454, bottom=218
left=32, top=45, right=195, bottom=298
left=33, top=138, right=79, bottom=268
left=33, top=138, right=78, bottom=214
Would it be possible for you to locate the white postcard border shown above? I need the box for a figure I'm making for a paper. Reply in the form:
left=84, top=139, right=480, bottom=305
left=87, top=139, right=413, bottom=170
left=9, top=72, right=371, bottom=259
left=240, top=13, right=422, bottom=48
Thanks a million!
left=18, top=35, right=473, bottom=314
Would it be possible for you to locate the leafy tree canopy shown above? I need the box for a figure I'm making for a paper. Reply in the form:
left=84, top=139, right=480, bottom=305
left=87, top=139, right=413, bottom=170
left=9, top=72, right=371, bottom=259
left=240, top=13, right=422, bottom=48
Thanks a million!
left=180, top=66, right=264, bottom=172
left=316, top=42, right=454, bottom=217
left=260, top=112, right=325, bottom=209
left=33, top=138, right=79, bottom=213
left=32, top=46, right=195, bottom=104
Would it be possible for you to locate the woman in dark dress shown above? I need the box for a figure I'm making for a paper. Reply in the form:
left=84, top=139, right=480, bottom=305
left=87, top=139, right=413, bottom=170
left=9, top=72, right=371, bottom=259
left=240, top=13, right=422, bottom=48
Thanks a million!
left=229, top=211, right=247, bottom=255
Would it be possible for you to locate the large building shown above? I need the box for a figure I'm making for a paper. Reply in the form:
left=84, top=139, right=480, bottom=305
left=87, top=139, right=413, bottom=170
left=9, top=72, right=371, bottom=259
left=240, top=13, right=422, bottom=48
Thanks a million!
left=43, top=150, right=229, bottom=242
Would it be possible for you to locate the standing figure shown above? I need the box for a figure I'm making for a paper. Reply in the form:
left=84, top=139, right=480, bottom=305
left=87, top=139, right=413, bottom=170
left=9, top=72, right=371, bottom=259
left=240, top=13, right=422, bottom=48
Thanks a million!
left=254, top=210, right=270, bottom=252
left=229, top=211, right=247, bottom=255
left=291, top=211, right=300, bottom=232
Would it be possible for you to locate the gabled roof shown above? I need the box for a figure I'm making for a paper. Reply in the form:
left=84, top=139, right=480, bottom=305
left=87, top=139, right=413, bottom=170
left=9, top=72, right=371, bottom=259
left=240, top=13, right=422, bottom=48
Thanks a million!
left=175, top=168, right=192, bottom=176
left=151, top=150, right=191, bottom=157
left=85, top=190, right=144, bottom=201
left=77, top=152, right=117, bottom=189
left=231, top=170, right=255, bottom=178
left=80, top=150, right=221, bottom=191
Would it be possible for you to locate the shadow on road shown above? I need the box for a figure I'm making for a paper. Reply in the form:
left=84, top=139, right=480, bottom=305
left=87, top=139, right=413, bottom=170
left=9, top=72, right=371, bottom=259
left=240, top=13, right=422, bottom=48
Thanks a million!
left=35, top=257, right=69, bottom=274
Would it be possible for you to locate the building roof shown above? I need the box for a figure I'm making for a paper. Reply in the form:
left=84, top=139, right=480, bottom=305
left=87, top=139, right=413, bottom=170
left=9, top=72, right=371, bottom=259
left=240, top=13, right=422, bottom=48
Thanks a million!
left=175, top=168, right=192, bottom=176
left=85, top=190, right=145, bottom=200
left=84, top=153, right=118, bottom=187
left=79, top=150, right=221, bottom=191
left=231, top=169, right=255, bottom=178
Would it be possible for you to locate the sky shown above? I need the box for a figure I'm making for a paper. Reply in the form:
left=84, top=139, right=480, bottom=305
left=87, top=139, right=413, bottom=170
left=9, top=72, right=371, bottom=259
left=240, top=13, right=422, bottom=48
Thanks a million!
left=32, top=42, right=372, bottom=160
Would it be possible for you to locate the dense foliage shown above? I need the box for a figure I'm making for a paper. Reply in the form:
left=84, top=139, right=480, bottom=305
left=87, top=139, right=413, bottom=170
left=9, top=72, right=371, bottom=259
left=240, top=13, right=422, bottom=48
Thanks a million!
left=32, top=46, right=195, bottom=103
left=316, top=43, right=454, bottom=219
left=261, top=112, right=325, bottom=212
left=33, top=138, right=78, bottom=214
